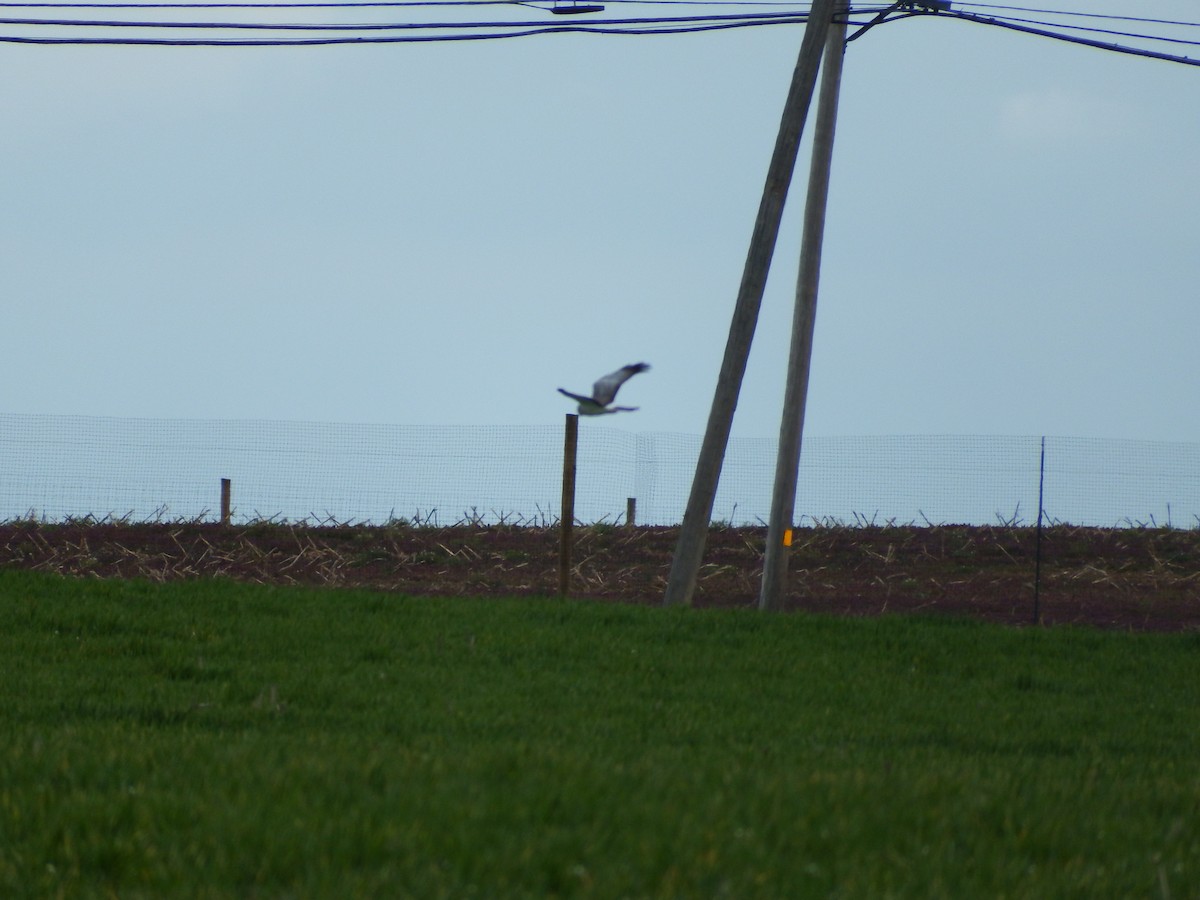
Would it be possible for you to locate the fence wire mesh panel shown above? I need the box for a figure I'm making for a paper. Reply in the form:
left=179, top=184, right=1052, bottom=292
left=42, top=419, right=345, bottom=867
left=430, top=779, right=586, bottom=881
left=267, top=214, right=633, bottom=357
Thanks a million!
left=2, top=414, right=1198, bottom=527
left=1043, top=436, right=1200, bottom=528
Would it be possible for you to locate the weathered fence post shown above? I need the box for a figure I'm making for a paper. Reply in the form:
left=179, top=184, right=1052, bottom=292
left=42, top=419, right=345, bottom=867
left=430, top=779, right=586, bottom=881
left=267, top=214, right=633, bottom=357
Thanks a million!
left=220, top=478, right=232, bottom=526
left=559, top=415, right=578, bottom=596
left=626, top=497, right=637, bottom=528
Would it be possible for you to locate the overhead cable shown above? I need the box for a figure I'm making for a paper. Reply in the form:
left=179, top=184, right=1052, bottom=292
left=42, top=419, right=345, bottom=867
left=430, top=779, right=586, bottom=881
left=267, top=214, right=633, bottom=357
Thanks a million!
left=1, top=0, right=1197, bottom=66
left=941, top=7, right=1200, bottom=67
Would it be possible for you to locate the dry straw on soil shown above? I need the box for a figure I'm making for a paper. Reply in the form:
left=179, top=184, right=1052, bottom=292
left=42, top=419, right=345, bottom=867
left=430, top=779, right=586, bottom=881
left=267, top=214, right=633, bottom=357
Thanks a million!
left=1, top=520, right=1197, bottom=631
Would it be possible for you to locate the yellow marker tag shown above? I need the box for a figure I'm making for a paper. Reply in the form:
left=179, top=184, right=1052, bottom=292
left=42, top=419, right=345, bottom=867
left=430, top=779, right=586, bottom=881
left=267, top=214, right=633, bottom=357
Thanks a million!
left=783, top=528, right=793, bottom=547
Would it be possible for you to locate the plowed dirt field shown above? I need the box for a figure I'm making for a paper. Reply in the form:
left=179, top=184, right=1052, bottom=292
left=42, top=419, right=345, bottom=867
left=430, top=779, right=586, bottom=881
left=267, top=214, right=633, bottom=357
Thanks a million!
left=3, top=522, right=1197, bottom=631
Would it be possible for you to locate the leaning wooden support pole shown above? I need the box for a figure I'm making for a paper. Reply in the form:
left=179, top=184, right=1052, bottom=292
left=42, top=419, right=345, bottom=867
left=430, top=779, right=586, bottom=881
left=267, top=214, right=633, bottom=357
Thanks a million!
left=760, top=1, right=849, bottom=611
left=664, top=0, right=838, bottom=607
left=559, top=414, right=578, bottom=597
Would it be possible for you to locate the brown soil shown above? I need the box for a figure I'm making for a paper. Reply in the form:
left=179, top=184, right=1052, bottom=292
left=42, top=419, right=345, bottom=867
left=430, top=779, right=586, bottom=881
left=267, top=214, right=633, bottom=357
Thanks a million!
left=2, top=521, right=1198, bottom=632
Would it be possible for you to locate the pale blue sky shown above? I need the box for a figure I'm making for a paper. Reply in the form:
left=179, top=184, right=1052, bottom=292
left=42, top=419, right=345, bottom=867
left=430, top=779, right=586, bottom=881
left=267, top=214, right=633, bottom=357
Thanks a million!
left=3, top=2, right=1198, bottom=442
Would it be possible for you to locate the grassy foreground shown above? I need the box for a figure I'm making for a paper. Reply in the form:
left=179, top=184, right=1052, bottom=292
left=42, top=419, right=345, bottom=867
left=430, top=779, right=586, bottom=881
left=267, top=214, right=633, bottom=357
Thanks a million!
left=0, top=571, right=1197, bottom=898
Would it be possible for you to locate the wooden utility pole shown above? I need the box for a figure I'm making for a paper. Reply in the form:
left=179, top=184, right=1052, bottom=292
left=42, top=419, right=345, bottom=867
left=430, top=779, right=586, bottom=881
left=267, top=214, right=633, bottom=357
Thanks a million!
left=558, top=414, right=578, bottom=596
left=759, top=2, right=849, bottom=611
left=664, top=0, right=839, bottom=607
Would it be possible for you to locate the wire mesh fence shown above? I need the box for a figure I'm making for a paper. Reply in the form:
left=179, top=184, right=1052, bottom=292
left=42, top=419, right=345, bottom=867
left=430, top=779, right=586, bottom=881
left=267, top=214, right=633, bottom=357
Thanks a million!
left=2, top=413, right=1198, bottom=528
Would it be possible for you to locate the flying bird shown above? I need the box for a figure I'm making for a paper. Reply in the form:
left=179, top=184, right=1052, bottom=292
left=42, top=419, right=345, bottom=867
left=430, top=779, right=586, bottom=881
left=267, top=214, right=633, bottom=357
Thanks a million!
left=558, top=363, right=650, bottom=415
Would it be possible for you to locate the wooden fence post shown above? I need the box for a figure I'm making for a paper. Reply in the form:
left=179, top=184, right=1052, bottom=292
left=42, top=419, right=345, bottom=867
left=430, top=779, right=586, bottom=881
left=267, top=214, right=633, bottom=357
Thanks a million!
left=220, top=478, right=231, bottom=526
left=626, top=497, right=636, bottom=528
left=559, top=415, right=578, bottom=596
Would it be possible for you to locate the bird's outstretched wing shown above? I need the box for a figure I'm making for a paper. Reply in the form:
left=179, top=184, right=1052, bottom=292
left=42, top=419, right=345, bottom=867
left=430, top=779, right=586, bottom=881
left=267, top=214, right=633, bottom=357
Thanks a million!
left=557, top=388, right=594, bottom=405
left=591, top=363, right=650, bottom=406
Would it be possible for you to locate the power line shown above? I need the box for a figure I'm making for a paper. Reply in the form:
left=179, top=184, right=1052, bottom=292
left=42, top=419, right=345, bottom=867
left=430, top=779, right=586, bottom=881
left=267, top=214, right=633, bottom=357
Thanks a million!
left=0, top=0, right=814, bottom=6
left=1, top=0, right=1198, bottom=63
left=952, top=3, right=1200, bottom=29
left=840, top=2, right=1200, bottom=67
left=0, top=0, right=825, bottom=5
left=0, top=10, right=814, bottom=27
left=953, top=9, right=1200, bottom=49
left=1, top=0, right=1193, bottom=24
left=938, top=7, right=1200, bottom=67
left=0, top=2, right=892, bottom=42
left=0, top=12, right=825, bottom=41
left=0, top=0, right=572, bottom=6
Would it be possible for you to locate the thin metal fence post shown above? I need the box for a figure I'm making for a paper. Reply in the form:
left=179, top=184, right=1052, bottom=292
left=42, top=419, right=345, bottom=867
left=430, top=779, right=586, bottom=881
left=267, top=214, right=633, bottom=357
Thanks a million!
left=1033, top=436, right=1046, bottom=625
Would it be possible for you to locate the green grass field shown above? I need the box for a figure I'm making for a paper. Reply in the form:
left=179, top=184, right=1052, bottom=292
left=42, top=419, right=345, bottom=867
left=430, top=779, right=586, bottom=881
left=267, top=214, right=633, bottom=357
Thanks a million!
left=1, top=570, right=1197, bottom=897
